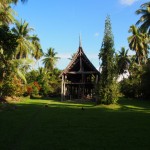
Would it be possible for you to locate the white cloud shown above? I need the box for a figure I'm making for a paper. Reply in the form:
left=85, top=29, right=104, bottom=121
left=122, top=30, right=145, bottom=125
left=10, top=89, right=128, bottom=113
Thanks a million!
left=58, top=53, right=71, bottom=59
left=87, top=53, right=98, bottom=59
left=120, top=0, right=139, bottom=6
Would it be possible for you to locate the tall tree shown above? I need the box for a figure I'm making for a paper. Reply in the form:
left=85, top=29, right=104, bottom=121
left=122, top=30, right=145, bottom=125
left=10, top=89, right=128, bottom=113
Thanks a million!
left=0, top=25, right=18, bottom=80
left=98, top=16, right=118, bottom=104
left=0, top=0, right=28, bottom=25
left=128, top=25, right=148, bottom=65
left=42, top=48, right=60, bottom=71
left=0, top=1, right=15, bottom=25
left=12, top=19, right=35, bottom=59
left=31, top=34, right=43, bottom=61
left=117, top=47, right=130, bottom=75
left=136, top=2, right=150, bottom=34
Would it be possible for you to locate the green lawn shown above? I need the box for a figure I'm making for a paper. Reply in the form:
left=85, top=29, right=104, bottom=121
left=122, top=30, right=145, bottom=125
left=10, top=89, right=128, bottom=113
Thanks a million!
left=0, top=97, right=150, bottom=150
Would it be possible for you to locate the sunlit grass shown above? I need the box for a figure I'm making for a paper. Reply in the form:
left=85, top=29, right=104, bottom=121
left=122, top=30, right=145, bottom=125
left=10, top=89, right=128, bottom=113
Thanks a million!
left=17, top=97, right=95, bottom=108
left=1, top=97, right=150, bottom=150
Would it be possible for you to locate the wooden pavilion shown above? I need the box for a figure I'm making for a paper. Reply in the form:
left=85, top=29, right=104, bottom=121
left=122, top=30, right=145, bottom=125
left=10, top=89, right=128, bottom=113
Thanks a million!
left=60, top=39, right=100, bottom=101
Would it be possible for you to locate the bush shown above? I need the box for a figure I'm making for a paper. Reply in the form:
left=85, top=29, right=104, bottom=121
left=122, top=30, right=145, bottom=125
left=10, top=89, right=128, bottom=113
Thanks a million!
left=141, top=63, right=150, bottom=99
left=120, top=77, right=142, bottom=99
left=26, top=81, right=41, bottom=96
left=99, top=80, right=120, bottom=104
left=1, top=76, right=17, bottom=97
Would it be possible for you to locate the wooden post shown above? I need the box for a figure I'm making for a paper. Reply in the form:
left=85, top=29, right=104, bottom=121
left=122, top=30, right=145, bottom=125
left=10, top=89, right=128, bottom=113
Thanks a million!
left=96, top=75, right=98, bottom=84
left=63, top=75, right=66, bottom=100
left=70, top=85, right=72, bottom=100
left=61, top=75, right=64, bottom=101
left=78, top=85, right=80, bottom=99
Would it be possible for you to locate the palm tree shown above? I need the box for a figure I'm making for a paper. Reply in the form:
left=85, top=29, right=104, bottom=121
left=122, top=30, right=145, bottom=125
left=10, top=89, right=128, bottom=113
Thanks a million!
left=136, top=2, right=150, bottom=34
left=10, top=59, right=28, bottom=83
left=42, top=48, right=60, bottom=70
left=128, top=25, right=148, bottom=65
left=142, top=31, right=149, bottom=63
left=12, top=19, right=35, bottom=59
left=117, top=47, right=130, bottom=75
left=31, top=34, right=43, bottom=61
left=37, top=67, right=49, bottom=82
left=0, top=1, right=15, bottom=25
left=0, top=0, right=28, bottom=25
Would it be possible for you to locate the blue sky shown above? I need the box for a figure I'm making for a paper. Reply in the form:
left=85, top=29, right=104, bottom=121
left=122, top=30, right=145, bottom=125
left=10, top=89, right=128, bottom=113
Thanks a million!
left=12, top=0, right=148, bottom=70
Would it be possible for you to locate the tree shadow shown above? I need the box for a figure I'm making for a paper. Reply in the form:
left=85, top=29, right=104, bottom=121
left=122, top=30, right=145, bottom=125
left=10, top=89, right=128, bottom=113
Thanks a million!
left=1, top=97, right=150, bottom=150
left=1, top=97, right=150, bottom=113
left=117, top=97, right=150, bottom=112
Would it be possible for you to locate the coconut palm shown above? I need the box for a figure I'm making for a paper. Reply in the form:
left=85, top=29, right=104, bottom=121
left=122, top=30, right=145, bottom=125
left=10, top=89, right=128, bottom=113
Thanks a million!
left=117, top=47, right=130, bottom=75
left=142, top=31, right=149, bottom=63
left=10, top=59, right=28, bottom=83
left=42, top=48, right=60, bottom=70
left=136, top=2, right=150, bottom=34
left=0, top=1, right=15, bottom=25
left=0, top=0, right=28, bottom=25
left=12, top=19, right=35, bottom=59
left=128, top=25, right=148, bottom=65
left=31, top=34, right=43, bottom=61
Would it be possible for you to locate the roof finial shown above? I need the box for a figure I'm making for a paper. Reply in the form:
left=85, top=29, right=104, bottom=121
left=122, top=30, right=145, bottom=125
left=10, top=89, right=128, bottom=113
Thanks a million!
left=79, top=34, right=82, bottom=47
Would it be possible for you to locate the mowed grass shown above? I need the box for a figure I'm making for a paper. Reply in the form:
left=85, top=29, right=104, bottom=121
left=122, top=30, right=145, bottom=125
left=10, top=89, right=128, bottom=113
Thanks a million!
left=0, top=97, right=150, bottom=150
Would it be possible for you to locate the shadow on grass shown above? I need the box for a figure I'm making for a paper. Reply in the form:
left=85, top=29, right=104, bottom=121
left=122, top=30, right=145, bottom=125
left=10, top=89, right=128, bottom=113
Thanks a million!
left=117, top=97, right=150, bottom=112
left=1, top=96, right=150, bottom=114
left=1, top=97, right=150, bottom=150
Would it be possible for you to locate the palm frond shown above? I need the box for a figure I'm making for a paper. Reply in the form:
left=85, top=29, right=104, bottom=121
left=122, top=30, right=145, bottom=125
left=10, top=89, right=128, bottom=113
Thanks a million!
left=16, top=68, right=27, bottom=83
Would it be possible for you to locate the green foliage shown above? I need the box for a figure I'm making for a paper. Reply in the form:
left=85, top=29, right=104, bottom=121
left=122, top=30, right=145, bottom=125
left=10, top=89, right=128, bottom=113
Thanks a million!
left=0, top=26, right=28, bottom=97
left=26, top=67, right=61, bottom=97
left=141, top=61, right=150, bottom=99
left=128, top=25, right=149, bottom=65
left=99, top=80, right=120, bottom=104
left=31, top=34, right=43, bottom=61
left=120, top=78, right=142, bottom=98
left=117, top=47, right=130, bottom=75
left=120, top=62, right=150, bottom=99
left=136, top=2, right=150, bottom=34
left=98, top=16, right=119, bottom=104
left=42, top=48, right=60, bottom=70
left=0, top=75, right=25, bottom=97
left=26, top=81, right=40, bottom=96
left=0, top=25, right=18, bottom=58
left=0, top=1, right=15, bottom=25
left=26, top=70, right=39, bottom=83
left=0, top=76, right=16, bottom=97
left=12, top=19, right=35, bottom=59
left=0, top=0, right=61, bottom=98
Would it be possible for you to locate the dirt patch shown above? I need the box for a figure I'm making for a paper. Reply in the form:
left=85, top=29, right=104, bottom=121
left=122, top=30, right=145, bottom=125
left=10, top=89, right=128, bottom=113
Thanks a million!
left=5, top=96, right=21, bottom=102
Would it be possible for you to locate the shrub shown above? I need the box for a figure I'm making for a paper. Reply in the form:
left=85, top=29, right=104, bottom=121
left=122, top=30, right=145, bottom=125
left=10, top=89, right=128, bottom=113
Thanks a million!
left=99, top=80, right=120, bottom=104
left=26, top=81, right=41, bottom=96
left=120, top=77, right=142, bottom=98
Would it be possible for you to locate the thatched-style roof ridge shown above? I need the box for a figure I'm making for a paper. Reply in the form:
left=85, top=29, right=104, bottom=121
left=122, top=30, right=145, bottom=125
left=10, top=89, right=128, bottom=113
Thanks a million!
left=61, top=45, right=99, bottom=75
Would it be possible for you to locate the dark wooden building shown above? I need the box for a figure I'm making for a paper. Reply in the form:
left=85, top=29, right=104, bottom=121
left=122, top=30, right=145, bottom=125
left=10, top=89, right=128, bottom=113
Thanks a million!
left=60, top=41, right=100, bottom=101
